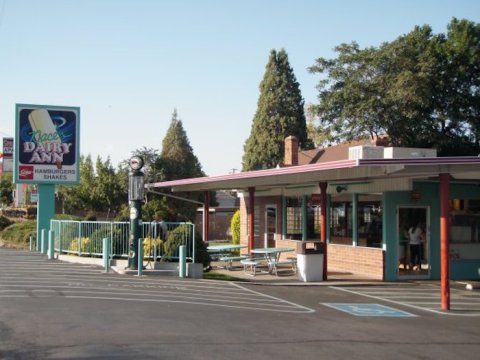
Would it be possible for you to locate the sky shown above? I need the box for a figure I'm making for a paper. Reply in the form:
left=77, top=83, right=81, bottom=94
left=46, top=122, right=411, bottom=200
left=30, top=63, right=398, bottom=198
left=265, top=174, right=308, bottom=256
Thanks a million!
left=1, top=0, right=479, bottom=176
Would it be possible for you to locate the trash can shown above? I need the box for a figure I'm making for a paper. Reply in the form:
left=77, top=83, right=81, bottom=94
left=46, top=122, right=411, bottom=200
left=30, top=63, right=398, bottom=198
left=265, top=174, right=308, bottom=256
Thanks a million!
left=296, top=241, right=324, bottom=282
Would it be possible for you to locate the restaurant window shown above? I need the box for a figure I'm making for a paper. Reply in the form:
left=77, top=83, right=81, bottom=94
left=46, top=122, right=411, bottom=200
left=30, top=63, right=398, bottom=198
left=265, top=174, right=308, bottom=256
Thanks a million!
left=450, top=198, right=480, bottom=244
left=358, top=200, right=382, bottom=248
left=285, top=196, right=323, bottom=240
left=330, top=202, right=352, bottom=245
left=254, top=206, right=260, bottom=239
left=286, top=197, right=302, bottom=239
left=308, top=205, right=321, bottom=238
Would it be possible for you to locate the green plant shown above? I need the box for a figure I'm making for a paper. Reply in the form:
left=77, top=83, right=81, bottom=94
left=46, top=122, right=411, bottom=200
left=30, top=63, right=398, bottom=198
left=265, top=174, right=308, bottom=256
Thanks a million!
left=0, top=215, right=13, bottom=231
left=53, top=214, right=82, bottom=221
left=162, top=224, right=211, bottom=267
left=0, top=220, right=36, bottom=248
left=230, top=209, right=240, bottom=246
left=142, top=237, right=163, bottom=260
left=84, top=211, right=97, bottom=221
left=68, top=237, right=91, bottom=253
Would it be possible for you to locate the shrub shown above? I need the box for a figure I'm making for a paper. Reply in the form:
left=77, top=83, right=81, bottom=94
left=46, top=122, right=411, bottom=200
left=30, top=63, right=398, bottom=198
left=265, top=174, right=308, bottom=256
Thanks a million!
left=142, top=237, right=164, bottom=260
left=68, top=237, right=91, bottom=253
left=54, top=214, right=82, bottom=221
left=230, top=209, right=240, bottom=246
left=0, top=215, right=13, bottom=231
left=162, top=224, right=211, bottom=267
left=0, top=220, right=36, bottom=248
left=114, top=205, right=130, bottom=221
left=84, top=211, right=97, bottom=221
left=192, top=228, right=211, bottom=268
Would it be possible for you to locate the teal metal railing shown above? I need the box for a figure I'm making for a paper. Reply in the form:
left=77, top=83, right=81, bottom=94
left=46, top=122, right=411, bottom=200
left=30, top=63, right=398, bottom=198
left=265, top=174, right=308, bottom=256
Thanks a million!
left=50, top=220, right=195, bottom=262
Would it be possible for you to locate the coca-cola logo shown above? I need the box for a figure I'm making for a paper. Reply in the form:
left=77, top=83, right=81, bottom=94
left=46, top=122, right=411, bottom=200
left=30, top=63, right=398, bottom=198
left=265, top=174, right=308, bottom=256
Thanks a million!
left=19, top=165, right=34, bottom=180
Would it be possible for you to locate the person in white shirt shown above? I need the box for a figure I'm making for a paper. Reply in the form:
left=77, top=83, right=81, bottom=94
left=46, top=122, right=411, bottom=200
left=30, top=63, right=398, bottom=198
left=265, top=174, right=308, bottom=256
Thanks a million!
left=408, top=223, right=424, bottom=271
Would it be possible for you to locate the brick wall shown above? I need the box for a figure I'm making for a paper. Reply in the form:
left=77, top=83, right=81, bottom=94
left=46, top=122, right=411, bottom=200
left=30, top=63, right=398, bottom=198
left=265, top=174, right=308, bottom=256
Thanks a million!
left=276, top=238, right=299, bottom=260
left=240, top=195, right=385, bottom=280
left=327, top=244, right=385, bottom=280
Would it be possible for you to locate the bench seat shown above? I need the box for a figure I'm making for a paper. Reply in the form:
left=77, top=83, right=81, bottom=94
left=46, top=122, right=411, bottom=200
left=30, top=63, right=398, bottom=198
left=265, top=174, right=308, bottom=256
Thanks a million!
left=268, top=258, right=297, bottom=276
left=240, top=258, right=262, bottom=276
left=218, top=255, right=248, bottom=270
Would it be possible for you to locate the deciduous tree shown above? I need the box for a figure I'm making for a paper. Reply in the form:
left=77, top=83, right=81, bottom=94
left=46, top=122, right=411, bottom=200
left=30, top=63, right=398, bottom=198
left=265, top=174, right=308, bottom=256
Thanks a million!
left=308, top=18, right=480, bottom=156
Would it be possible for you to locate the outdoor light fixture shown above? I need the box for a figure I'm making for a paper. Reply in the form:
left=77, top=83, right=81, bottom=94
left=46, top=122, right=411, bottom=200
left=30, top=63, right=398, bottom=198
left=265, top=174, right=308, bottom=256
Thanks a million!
left=336, top=185, right=347, bottom=193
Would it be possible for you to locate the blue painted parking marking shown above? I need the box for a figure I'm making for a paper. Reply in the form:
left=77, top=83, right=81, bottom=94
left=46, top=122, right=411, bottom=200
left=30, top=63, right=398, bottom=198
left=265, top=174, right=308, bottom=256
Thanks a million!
left=322, top=303, right=417, bottom=317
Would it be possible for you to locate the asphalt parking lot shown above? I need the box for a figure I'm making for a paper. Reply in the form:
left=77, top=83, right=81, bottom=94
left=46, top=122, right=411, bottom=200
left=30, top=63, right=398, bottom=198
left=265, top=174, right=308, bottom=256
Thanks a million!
left=1, top=249, right=480, bottom=360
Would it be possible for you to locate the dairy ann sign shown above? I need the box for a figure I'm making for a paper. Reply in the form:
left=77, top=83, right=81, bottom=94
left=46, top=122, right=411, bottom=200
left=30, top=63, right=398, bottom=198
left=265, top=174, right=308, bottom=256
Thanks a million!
left=15, top=104, right=80, bottom=184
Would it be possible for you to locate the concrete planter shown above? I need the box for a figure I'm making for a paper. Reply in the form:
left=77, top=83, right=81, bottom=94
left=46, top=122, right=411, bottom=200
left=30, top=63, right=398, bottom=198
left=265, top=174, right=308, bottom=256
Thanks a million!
left=187, top=263, right=203, bottom=279
left=153, top=261, right=204, bottom=278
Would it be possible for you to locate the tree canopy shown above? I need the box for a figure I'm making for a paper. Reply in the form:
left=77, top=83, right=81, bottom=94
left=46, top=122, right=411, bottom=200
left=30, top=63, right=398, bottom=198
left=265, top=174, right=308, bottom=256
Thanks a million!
left=56, top=110, right=212, bottom=222
left=243, top=49, right=312, bottom=171
left=0, top=172, right=13, bottom=206
left=308, top=18, right=480, bottom=155
left=58, top=155, right=126, bottom=216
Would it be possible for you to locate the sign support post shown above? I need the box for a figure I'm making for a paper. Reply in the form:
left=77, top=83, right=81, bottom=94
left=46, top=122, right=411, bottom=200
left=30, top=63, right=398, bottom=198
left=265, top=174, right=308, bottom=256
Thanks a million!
left=37, top=184, right=55, bottom=252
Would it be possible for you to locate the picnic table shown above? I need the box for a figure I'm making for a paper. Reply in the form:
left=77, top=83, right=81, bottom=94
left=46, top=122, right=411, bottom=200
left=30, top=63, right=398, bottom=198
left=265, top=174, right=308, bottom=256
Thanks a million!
left=207, top=244, right=247, bottom=270
left=248, top=247, right=296, bottom=276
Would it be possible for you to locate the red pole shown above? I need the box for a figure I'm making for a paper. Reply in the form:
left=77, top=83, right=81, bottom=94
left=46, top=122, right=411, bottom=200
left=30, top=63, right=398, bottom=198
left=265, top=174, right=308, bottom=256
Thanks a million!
left=439, top=173, right=450, bottom=310
left=319, top=182, right=328, bottom=280
left=203, top=191, right=210, bottom=242
left=248, top=187, right=255, bottom=253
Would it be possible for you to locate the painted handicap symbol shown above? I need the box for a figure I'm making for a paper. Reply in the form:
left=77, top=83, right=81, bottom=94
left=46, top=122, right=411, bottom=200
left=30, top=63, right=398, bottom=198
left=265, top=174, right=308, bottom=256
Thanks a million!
left=348, top=305, right=391, bottom=315
left=322, top=303, right=416, bottom=317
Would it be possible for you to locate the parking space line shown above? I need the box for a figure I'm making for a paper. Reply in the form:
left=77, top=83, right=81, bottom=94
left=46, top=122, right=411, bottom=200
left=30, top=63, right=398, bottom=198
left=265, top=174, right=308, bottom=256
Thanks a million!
left=0, top=250, right=314, bottom=314
left=331, top=285, right=480, bottom=316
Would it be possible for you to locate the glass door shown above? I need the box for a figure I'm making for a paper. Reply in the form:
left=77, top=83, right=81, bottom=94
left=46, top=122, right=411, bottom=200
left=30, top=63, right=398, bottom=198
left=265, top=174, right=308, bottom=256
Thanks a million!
left=397, top=206, right=430, bottom=279
left=265, top=205, right=277, bottom=248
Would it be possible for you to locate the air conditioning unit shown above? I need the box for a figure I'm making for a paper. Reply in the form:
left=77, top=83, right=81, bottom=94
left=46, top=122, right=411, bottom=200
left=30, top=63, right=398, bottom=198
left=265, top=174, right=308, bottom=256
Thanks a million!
left=383, top=147, right=437, bottom=158
left=348, top=145, right=384, bottom=160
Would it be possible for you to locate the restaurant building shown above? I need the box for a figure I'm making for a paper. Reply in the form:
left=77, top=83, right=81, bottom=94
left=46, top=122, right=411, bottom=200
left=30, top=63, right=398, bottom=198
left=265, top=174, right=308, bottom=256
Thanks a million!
left=146, top=137, right=480, bottom=282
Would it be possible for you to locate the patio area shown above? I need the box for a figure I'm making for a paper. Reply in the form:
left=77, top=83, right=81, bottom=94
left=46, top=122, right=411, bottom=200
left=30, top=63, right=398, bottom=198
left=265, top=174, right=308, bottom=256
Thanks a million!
left=207, top=260, right=383, bottom=285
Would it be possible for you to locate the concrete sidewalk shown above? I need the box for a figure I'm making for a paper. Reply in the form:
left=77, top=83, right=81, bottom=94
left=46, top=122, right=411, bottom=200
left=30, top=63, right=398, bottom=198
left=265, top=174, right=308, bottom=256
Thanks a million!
left=205, top=260, right=383, bottom=286
left=57, top=254, right=479, bottom=289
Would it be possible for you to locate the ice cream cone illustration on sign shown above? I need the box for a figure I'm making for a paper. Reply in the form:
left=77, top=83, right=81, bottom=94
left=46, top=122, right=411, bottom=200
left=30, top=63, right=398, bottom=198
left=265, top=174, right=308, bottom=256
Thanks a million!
left=28, top=109, right=63, bottom=169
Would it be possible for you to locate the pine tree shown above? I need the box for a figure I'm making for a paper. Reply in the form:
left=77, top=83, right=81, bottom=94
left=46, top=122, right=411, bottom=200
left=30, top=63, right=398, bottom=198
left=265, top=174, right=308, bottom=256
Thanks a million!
left=160, top=110, right=206, bottom=221
left=242, top=49, right=312, bottom=171
left=161, top=109, right=205, bottom=180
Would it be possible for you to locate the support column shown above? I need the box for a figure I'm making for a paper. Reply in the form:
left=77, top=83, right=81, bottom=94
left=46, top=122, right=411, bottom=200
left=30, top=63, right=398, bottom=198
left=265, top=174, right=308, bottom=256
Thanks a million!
left=440, top=173, right=450, bottom=311
left=302, top=195, right=308, bottom=241
left=282, top=195, right=287, bottom=239
left=319, top=182, right=328, bottom=280
left=248, top=187, right=255, bottom=253
left=352, top=193, right=358, bottom=247
left=203, top=191, right=210, bottom=242
left=37, top=184, right=55, bottom=251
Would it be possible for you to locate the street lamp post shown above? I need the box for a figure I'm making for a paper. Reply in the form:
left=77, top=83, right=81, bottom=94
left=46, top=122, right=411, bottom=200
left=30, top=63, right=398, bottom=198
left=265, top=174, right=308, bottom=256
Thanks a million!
left=127, top=156, right=144, bottom=270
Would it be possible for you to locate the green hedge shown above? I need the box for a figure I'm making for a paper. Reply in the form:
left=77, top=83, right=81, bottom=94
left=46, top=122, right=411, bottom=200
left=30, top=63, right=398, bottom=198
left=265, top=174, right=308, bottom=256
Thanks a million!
left=162, top=224, right=211, bottom=267
left=0, top=220, right=36, bottom=249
